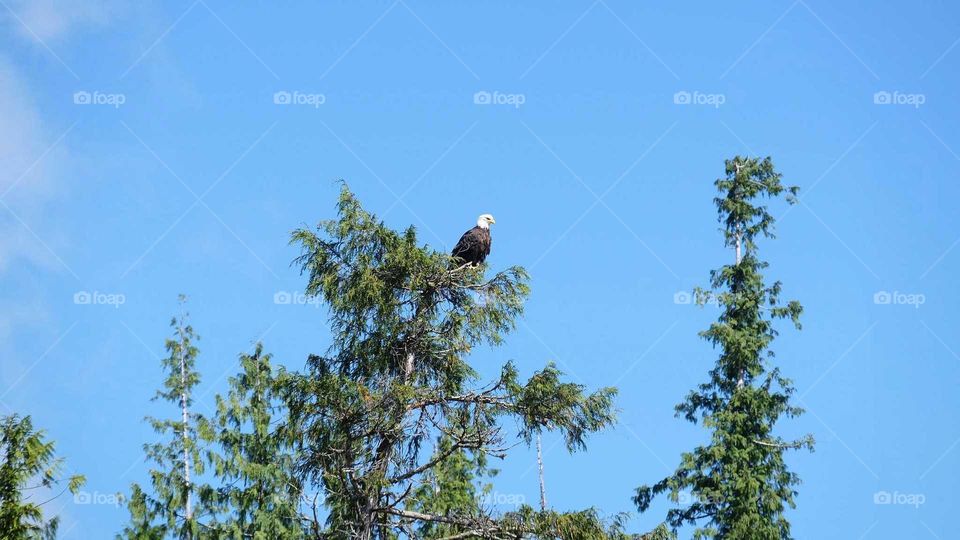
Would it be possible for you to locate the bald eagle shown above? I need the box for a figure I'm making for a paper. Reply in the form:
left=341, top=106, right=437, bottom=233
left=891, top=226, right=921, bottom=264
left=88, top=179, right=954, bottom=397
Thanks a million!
left=451, top=214, right=495, bottom=266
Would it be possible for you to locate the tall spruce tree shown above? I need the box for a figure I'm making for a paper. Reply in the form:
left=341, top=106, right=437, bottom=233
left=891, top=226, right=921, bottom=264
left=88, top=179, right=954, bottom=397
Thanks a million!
left=281, top=185, right=624, bottom=539
left=635, top=157, right=814, bottom=539
left=406, top=435, right=496, bottom=539
left=206, top=343, right=305, bottom=538
left=0, top=414, right=85, bottom=539
left=120, top=297, right=214, bottom=539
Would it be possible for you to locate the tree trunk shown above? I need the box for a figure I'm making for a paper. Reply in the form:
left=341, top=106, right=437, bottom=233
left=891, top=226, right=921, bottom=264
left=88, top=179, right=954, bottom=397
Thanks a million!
left=178, top=324, right=193, bottom=535
left=537, top=435, right=547, bottom=511
left=735, top=230, right=745, bottom=390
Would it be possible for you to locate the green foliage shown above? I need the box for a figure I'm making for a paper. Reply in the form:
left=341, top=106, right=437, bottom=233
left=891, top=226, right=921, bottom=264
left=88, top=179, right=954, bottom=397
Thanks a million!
left=282, top=185, right=619, bottom=538
left=120, top=298, right=213, bottom=539
left=407, top=437, right=496, bottom=538
left=205, top=344, right=305, bottom=539
left=635, top=157, right=813, bottom=540
left=499, top=506, right=636, bottom=539
left=120, top=302, right=307, bottom=539
left=511, top=362, right=618, bottom=452
left=0, top=414, right=84, bottom=540
left=289, top=186, right=528, bottom=384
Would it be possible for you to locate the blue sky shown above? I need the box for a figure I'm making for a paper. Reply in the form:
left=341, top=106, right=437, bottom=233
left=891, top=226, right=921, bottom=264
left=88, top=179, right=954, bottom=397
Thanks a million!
left=1, top=1, right=958, bottom=537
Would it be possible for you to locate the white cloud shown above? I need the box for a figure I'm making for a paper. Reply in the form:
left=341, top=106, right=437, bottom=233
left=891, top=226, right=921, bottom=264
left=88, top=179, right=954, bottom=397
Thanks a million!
left=6, top=0, right=118, bottom=43
left=0, top=0, right=123, bottom=273
left=0, top=55, right=67, bottom=273
left=0, top=54, right=64, bottom=383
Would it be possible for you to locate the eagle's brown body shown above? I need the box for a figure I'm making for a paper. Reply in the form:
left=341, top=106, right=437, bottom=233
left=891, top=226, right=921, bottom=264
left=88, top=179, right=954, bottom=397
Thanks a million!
left=451, top=225, right=491, bottom=265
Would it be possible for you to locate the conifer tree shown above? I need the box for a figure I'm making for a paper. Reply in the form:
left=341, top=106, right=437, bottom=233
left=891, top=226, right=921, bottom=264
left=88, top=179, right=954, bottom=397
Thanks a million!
left=635, top=157, right=814, bottom=539
left=0, top=414, right=85, bottom=539
left=407, top=435, right=496, bottom=539
left=206, top=343, right=305, bottom=538
left=282, top=185, right=622, bottom=539
left=120, top=297, right=214, bottom=539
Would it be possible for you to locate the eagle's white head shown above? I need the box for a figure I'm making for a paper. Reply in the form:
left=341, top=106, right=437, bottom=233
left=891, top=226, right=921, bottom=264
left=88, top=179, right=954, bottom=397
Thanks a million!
left=476, top=214, right=496, bottom=229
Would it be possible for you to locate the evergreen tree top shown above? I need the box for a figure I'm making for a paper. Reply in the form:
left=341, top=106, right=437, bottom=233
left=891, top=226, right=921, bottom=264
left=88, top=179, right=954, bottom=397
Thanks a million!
left=636, top=157, right=812, bottom=540
left=284, top=184, right=621, bottom=538
left=715, top=156, right=799, bottom=255
left=0, top=414, right=85, bottom=540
